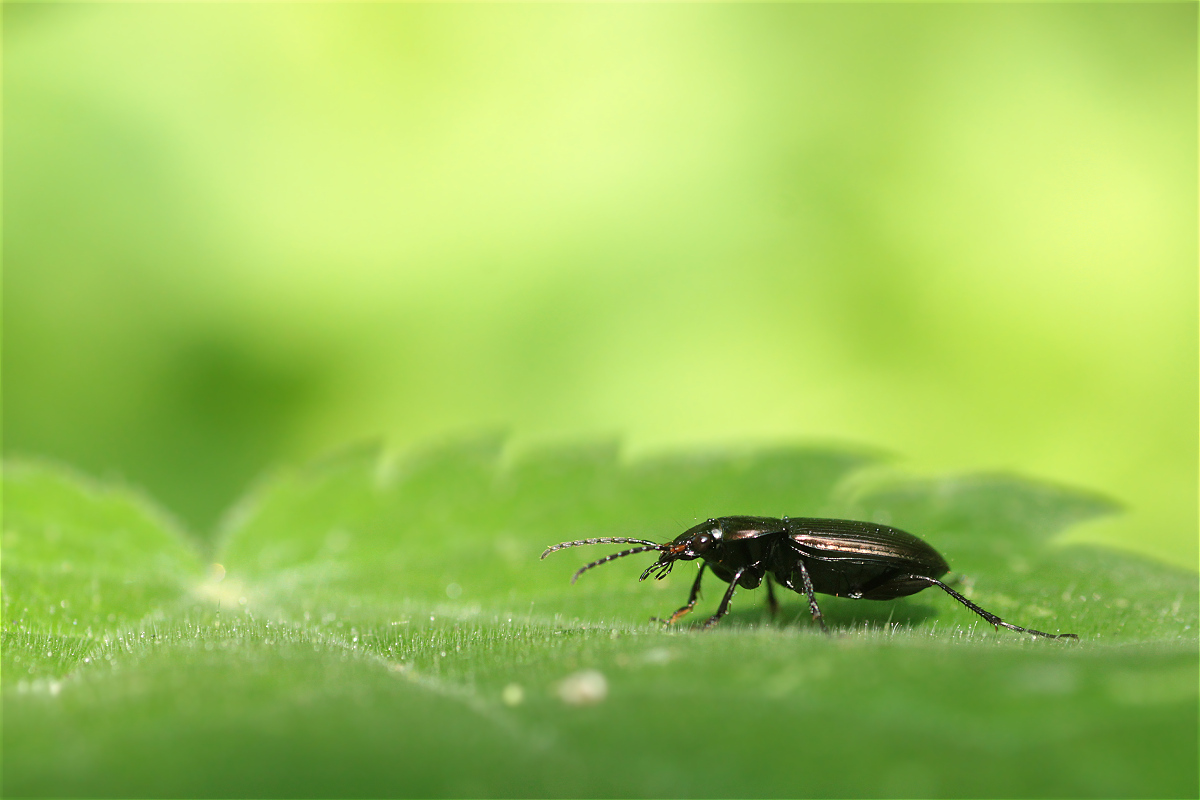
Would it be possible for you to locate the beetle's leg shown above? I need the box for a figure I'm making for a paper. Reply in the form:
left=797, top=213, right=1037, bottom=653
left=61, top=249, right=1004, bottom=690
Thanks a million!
left=906, top=575, right=1078, bottom=640
left=765, top=574, right=780, bottom=619
left=795, top=559, right=828, bottom=633
left=702, top=567, right=746, bottom=628
left=655, top=563, right=706, bottom=625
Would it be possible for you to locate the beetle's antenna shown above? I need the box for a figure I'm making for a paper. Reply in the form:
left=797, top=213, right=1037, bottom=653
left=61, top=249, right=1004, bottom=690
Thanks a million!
left=570, top=546, right=663, bottom=583
left=906, top=575, right=1079, bottom=640
left=540, top=537, right=665, bottom=559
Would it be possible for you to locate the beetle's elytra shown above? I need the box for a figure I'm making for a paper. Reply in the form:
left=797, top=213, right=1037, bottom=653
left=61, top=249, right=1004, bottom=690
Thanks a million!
left=541, top=515, right=1077, bottom=639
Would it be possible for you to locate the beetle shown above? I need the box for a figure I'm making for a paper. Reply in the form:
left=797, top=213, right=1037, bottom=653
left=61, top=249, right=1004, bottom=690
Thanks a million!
left=541, top=515, right=1077, bottom=639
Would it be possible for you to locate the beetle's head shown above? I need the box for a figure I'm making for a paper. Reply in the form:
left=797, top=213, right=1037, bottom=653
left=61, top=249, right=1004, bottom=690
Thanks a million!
left=638, top=519, right=722, bottom=581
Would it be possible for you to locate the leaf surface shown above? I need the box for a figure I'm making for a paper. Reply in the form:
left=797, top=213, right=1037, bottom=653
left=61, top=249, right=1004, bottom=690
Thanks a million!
left=4, top=443, right=1196, bottom=797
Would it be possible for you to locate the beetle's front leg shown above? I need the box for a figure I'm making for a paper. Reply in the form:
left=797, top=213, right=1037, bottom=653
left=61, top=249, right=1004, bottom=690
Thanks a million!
left=702, top=567, right=746, bottom=628
left=655, top=563, right=706, bottom=625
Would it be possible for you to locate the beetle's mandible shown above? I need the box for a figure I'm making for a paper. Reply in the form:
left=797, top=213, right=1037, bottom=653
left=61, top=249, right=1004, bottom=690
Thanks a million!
left=541, top=516, right=1077, bottom=639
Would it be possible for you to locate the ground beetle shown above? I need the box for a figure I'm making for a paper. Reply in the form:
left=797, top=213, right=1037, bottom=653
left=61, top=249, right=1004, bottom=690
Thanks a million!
left=542, top=516, right=1077, bottom=639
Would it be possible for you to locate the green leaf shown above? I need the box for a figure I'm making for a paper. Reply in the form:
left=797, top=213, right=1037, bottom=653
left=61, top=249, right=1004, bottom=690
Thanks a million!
left=4, top=443, right=1197, bottom=798
left=2, top=460, right=204, bottom=634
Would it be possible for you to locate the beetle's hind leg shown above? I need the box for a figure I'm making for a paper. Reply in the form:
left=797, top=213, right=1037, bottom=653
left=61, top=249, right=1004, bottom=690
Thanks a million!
left=765, top=574, right=780, bottom=619
left=654, top=563, right=706, bottom=626
left=907, top=575, right=1078, bottom=640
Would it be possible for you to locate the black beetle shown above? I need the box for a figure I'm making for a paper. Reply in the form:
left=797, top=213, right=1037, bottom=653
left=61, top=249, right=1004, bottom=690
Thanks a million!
left=541, top=515, right=1077, bottom=639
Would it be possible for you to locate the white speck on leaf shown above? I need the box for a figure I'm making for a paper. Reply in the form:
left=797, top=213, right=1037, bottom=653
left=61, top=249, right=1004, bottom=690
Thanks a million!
left=557, top=670, right=608, bottom=706
left=643, top=648, right=672, bottom=665
left=501, top=683, right=524, bottom=706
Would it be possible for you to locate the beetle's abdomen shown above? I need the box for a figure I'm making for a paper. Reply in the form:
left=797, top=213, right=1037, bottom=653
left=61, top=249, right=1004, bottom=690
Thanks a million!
left=781, top=518, right=950, bottom=599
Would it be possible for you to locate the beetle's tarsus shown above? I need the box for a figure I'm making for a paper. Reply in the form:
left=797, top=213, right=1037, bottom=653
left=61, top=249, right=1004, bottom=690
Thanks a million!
left=652, top=603, right=699, bottom=627
left=997, top=620, right=1079, bottom=640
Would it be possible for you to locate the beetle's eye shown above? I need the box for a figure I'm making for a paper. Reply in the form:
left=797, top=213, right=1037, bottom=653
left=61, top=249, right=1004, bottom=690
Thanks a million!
left=694, top=534, right=711, bottom=551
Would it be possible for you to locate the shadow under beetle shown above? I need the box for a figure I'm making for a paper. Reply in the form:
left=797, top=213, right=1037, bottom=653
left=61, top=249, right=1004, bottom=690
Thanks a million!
left=541, top=515, right=1077, bottom=639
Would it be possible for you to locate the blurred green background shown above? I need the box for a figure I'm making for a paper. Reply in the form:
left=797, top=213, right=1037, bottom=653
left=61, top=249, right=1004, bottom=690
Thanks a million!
left=5, top=3, right=1196, bottom=568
